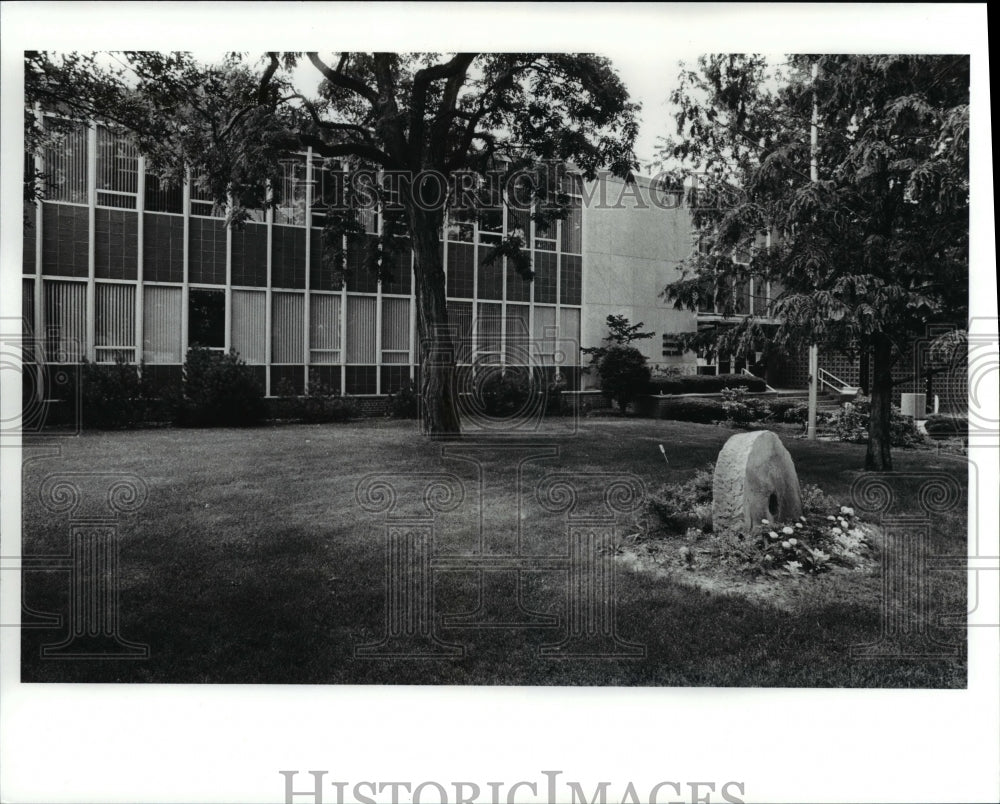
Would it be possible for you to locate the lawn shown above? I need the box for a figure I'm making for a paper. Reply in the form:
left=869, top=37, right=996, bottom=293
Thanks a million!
left=20, top=418, right=968, bottom=686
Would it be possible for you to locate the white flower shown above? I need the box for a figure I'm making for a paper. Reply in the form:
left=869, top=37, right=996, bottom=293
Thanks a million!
left=782, top=526, right=795, bottom=535
left=840, top=506, right=854, bottom=516
left=768, top=531, right=779, bottom=540
left=795, top=522, right=803, bottom=529
left=789, top=538, right=798, bottom=546
left=832, top=527, right=843, bottom=535
left=761, top=519, right=770, bottom=525
left=827, top=515, right=836, bottom=521
left=781, top=540, right=791, bottom=550
left=799, top=515, right=807, bottom=522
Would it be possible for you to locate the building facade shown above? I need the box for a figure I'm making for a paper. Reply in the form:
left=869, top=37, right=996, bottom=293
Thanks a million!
left=25, top=119, right=954, bottom=408
left=21, top=120, right=708, bottom=399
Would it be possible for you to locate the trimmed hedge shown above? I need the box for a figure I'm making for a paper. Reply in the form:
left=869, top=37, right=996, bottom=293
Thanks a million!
left=648, top=373, right=766, bottom=395
left=648, top=396, right=727, bottom=424
left=924, top=413, right=968, bottom=438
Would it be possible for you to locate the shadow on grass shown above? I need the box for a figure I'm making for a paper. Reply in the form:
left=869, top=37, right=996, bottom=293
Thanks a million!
left=20, top=419, right=968, bottom=687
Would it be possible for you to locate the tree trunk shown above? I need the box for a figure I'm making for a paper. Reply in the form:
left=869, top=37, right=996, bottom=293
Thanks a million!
left=865, top=333, right=893, bottom=470
left=408, top=206, right=462, bottom=436
left=859, top=346, right=870, bottom=395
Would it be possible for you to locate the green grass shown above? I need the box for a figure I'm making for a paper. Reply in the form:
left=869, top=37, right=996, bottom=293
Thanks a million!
left=21, top=418, right=968, bottom=686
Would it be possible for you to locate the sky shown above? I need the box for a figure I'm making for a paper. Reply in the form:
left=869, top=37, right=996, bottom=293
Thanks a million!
left=276, top=51, right=684, bottom=174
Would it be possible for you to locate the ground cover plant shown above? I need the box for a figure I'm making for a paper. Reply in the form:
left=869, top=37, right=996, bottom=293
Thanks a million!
left=21, top=418, right=967, bottom=687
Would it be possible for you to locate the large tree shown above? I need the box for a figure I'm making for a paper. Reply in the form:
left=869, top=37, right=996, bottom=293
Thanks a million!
left=25, top=51, right=639, bottom=435
left=657, top=54, right=969, bottom=469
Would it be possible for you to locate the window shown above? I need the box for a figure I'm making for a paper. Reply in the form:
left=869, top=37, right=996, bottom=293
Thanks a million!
left=144, top=174, right=184, bottom=214
left=190, top=175, right=225, bottom=218
left=381, top=297, right=410, bottom=365
left=505, top=304, right=530, bottom=365
left=345, top=295, right=376, bottom=364
left=476, top=302, right=502, bottom=364
left=560, top=193, right=582, bottom=254
left=143, top=286, right=182, bottom=363
left=96, top=125, right=138, bottom=209
left=558, top=308, right=581, bottom=367
left=532, top=305, right=557, bottom=366
left=310, top=294, right=342, bottom=364
left=272, top=292, right=304, bottom=363
left=232, top=290, right=266, bottom=364
left=44, top=280, right=86, bottom=362
left=42, top=122, right=88, bottom=204
left=95, top=283, right=136, bottom=362
left=275, top=157, right=307, bottom=226
left=189, top=289, right=225, bottom=350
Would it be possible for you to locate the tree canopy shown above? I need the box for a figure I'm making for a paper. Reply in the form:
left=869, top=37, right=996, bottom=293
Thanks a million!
left=26, top=51, right=641, bottom=433
left=657, top=54, right=969, bottom=469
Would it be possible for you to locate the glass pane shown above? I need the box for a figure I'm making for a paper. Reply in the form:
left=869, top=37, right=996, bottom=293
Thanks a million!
left=272, top=292, right=305, bottom=363
left=95, top=283, right=136, bottom=356
left=232, top=290, right=266, bottom=364
left=189, top=288, right=226, bottom=349
left=345, top=295, right=376, bottom=363
left=143, top=285, right=182, bottom=363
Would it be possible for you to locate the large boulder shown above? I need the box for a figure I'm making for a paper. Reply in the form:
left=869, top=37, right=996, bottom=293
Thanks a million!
left=712, top=430, right=802, bottom=533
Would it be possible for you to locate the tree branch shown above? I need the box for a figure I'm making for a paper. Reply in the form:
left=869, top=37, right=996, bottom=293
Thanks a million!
left=409, top=53, right=477, bottom=164
left=272, top=131, right=398, bottom=168
left=306, top=52, right=378, bottom=105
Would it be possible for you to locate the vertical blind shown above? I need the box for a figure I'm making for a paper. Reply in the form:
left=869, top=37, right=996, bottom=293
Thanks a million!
left=380, top=297, right=410, bottom=363
left=44, top=280, right=86, bottom=362
left=346, top=295, right=376, bottom=363
left=231, top=290, right=266, bottom=364
left=310, top=293, right=341, bottom=363
left=95, top=282, right=136, bottom=360
left=142, top=285, right=182, bottom=363
left=272, top=292, right=305, bottom=363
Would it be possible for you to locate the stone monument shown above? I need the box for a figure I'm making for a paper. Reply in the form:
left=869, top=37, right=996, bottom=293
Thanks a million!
left=712, top=430, right=802, bottom=533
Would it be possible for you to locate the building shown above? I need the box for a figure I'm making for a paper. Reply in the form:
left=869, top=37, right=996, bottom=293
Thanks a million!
left=21, top=119, right=961, bottom=410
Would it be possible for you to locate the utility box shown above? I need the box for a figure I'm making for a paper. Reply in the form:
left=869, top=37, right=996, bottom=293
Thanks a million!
left=900, top=392, right=927, bottom=419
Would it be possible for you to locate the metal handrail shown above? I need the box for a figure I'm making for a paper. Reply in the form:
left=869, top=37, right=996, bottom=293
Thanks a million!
left=817, top=367, right=857, bottom=394
left=741, top=367, right=777, bottom=392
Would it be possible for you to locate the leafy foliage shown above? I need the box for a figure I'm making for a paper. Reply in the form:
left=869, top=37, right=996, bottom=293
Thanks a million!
left=386, top=380, right=420, bottom=420
left=476, top=367, right=534, bottom=419
left=581, top=314, right=655, bottom=367
left=596, top=346, right=651, bottom=412
left=648, top=372, right=766, bottom=394
left=79, top=357, right=151, bottom=429
left=649, top=396, right=727, bottom=424
left=658, top=54, right=969, bottom=469
left=170, top=348, right=266, bottom=427
left=719, top=386, right=772, bottom=427
left=26, top=50, right=640, bottom=434
left=832, top=397, right=924, bottom=447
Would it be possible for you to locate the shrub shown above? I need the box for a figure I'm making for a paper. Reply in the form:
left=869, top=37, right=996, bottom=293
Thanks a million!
left=647, top=373, right=766, bottom=395
left=300, top=370, right=358, bottom=423
left=170, top=348, right=266, bottom=427
left=653, top=396, right=727, bottom=424
left=386, top=380, right=420, bottom=420
left=476, top=367, right=534, bottom=419
left=648, top=464, right=715, bottom=534
left=79, top=357, right=149, bottom=429
left=271, top=371, right=359, bottom=423
left=545, top=373, right=569, bottom=416
left=767, top=399, right=806, bottom=422
left=832, top=396, right=923, bottom=447
left=596, top=345, right=651, bottom=412
left=720, top=386, right=772, bottom=427
left=924, top=413, right=968, bottom=438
